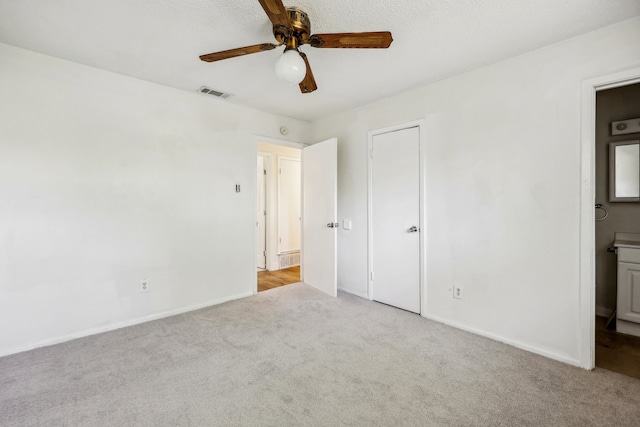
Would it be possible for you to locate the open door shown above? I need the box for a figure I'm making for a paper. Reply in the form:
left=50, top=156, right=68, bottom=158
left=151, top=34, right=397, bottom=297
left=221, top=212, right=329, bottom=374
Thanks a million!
left=302, top=138, right=337, bottom=297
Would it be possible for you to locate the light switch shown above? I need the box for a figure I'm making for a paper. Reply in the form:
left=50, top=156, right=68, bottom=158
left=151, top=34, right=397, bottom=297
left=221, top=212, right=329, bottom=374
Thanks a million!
left=343, top=220, right=352, bottom=230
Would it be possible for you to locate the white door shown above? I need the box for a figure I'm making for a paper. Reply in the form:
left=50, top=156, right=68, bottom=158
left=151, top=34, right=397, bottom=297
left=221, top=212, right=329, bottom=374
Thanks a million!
left=302, top=138, right=338, bottom=297
left=371, top=127, right=420, bottom=313
left=278, top=157, right=301, bottom=253
left=256, top=155, right=266, bottom=269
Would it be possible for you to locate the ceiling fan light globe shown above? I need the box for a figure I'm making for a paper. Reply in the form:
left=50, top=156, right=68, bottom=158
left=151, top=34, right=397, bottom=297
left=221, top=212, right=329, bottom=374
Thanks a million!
left=275, top=50, right=306, bottom=85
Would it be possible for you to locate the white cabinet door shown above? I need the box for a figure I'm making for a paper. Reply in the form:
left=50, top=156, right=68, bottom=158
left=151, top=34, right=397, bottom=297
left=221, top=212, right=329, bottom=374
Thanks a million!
left=302, top=138, right=337, bottom=297
left=618, top=261, right=640, bottom=323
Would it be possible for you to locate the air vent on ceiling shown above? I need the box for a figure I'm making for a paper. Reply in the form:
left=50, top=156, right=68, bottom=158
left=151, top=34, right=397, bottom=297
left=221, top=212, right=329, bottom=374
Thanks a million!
left=198, top=86, right=233, bottom=99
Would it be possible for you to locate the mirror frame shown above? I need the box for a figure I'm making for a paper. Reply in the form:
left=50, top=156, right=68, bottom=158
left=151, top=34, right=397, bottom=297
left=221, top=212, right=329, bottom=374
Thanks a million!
left=609, top=140, right=640, bottom=202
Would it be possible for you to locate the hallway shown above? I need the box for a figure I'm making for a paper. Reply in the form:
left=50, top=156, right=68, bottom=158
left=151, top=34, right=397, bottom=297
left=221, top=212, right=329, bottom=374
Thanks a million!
left=257, top=266, right=300, bottom=292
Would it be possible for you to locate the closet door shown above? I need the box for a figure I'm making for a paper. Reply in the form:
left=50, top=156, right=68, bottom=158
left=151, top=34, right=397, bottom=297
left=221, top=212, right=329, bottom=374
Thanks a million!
left=371, top=126, right=420, bottom=313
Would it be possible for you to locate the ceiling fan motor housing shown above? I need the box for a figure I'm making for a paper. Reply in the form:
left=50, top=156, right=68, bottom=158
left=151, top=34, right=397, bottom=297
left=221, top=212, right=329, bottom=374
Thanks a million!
left=274, top=7, right=310, bottom=48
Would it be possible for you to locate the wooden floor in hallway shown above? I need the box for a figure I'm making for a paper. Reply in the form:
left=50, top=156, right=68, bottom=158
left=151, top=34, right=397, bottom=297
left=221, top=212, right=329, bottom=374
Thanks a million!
left=596, top=315, right=640, bottom=380
left=257, top=266, right=300, bottom=292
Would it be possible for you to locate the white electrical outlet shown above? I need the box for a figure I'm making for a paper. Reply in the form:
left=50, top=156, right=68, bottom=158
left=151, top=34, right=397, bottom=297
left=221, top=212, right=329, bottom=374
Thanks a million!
left=140, top=280, right=149, bottom=293
left=453, top=284, right=463, bottom=299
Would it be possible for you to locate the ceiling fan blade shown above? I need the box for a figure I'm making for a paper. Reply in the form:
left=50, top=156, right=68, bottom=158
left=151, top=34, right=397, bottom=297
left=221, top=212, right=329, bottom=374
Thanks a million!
left=308, top=32, right=393, bottom=49
left=199, top=43, right=278, bottom=62
left=298, top=52, right=317, bottom=94
left=257, top=0, right=291, bottom=30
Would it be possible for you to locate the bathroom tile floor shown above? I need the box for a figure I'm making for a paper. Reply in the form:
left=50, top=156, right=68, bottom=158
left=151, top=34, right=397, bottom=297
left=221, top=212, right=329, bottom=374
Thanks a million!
left=595, top=316, right=640, bottom=380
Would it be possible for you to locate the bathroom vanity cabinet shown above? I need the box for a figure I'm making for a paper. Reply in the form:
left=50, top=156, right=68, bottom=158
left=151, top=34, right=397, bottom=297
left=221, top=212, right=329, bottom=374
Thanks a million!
left=615, top=233, right=640, bottom=337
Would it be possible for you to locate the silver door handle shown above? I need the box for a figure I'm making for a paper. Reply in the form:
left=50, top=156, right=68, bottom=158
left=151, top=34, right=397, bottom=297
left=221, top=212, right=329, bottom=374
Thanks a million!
left=327, top=222, right=339, bottom=228
left=408, top=226, right=419, bottom=233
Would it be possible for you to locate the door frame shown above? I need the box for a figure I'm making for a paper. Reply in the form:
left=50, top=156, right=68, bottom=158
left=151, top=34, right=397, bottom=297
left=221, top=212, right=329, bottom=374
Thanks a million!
left=253, top=136, right=306, bottom=294
left=257, top=152, right=272, bottom=270
left=579, top=67, right=640, bottom=369
left=367, top=119, right=427, bottom=314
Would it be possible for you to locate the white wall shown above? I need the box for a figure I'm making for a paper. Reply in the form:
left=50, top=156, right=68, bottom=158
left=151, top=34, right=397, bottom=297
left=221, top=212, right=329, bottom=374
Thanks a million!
left=311, top=17, right=640, bottom=366
left=0, top=43, right=310, bottom=356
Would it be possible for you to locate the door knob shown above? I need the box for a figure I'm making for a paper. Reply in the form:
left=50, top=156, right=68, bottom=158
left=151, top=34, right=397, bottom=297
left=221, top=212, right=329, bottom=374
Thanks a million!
left=327, top=222, right=339, bottom=228
left=408, top=226, right=419, bottom=233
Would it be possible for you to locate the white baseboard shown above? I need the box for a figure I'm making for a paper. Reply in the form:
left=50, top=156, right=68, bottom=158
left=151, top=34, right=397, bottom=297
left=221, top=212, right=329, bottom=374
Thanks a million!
left=421, top=312, right=582, bottom=369
left=338, top=287, right=369, bottom=299
left=0, top=291, right=254, bottom=358
left=595, top=305, right=614, bottom=318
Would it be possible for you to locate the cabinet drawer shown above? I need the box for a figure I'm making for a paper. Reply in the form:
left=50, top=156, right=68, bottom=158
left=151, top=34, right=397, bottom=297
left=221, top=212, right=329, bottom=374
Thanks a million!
left=618, top=248, right=640, bottom=264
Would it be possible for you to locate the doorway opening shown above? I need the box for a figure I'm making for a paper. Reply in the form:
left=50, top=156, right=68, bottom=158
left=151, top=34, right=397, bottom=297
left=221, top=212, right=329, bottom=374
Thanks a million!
left=593, top=82, right=640, bottom=380
left=256, top=140, right=302, bottom=292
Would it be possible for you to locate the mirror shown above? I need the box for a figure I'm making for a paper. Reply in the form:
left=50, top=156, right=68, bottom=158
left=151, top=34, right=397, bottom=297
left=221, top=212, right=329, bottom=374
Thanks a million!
left=610, top=140, right=640, bottom=202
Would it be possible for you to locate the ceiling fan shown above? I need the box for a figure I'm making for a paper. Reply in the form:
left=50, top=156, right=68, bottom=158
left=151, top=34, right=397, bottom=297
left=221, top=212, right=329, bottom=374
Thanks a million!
left=199, top=0, right=393, bottom=94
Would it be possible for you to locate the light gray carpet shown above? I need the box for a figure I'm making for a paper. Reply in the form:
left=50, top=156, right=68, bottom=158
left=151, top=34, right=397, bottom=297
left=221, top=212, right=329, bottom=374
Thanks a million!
left=1, top=283, right=640, bottom=426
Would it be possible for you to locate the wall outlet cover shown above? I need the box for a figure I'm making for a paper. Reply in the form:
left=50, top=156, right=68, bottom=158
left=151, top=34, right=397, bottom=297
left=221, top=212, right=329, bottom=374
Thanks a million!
left=453, top=284, right=463, bottom=299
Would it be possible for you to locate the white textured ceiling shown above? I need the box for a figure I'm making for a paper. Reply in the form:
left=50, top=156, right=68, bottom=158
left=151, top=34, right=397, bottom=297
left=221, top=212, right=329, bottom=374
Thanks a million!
left=1, top=0, right=639, bottom=121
